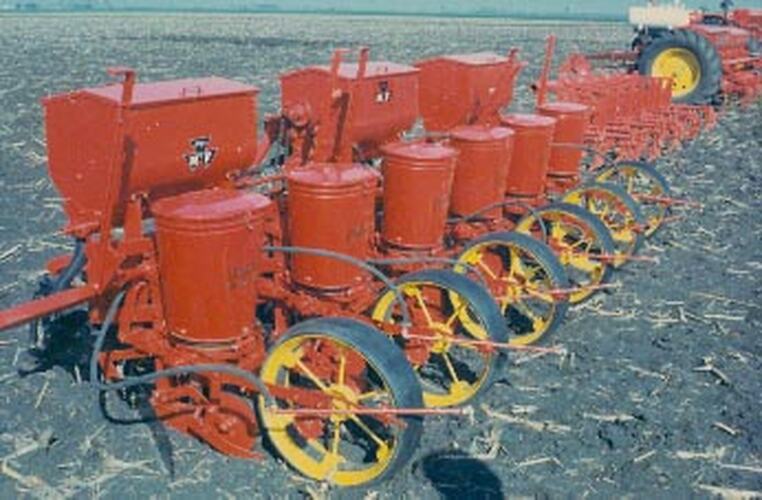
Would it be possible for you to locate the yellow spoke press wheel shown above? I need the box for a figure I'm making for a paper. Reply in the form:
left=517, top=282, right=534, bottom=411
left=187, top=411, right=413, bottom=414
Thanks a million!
left=595, top=161, right=672, bottom=237
left=371, top=269, right=508, bottom=408
left=562, top=182, right=646, bottom=269
left=515, top=203, right=616, bottom=304
left=259, top=318, right=423, bottom=487
left=454, top=231, right=570, bottom=346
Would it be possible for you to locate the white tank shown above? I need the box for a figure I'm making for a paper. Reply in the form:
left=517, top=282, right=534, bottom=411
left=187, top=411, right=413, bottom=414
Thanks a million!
left=629, top=2, right=692, bottom=29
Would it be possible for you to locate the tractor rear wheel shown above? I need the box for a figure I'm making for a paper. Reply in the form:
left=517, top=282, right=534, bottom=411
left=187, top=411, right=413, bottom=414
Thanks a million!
left=638, top=29, right=723, bottom=104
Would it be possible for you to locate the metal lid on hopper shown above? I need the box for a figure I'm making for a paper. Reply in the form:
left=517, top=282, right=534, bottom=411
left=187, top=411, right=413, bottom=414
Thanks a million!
left=287, top=163, right=379, bottom=188
left=450, top=125, right=514, bottom=143
left=381, top=141, right=457, bottom=161
left=500, top=113, right=557, bottom=129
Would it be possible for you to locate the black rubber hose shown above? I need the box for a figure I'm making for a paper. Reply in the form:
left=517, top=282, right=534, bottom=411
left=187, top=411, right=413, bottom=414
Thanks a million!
left=52, top=238, right=87, bottom=292
left=365, top=257, right=488, bottom=287
left=89, top=290, right=273, bottom=404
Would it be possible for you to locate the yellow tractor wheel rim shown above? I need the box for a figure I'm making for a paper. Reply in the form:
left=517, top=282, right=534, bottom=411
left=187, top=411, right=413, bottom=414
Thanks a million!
left=455, top=242, right=554, bottom=346
left=651, top=48, right=701, bottom=98
left=371, top=282, right=490, bottom=408
left=259, top=335, right=396, bottom=487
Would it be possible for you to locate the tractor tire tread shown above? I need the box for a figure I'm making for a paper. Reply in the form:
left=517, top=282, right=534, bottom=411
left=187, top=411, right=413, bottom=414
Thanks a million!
left=638, top=28, right=723, bottom=105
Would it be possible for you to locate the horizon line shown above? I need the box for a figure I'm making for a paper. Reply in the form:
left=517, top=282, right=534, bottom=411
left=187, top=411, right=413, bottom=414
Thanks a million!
left=0, top=6, right=628, bottom=22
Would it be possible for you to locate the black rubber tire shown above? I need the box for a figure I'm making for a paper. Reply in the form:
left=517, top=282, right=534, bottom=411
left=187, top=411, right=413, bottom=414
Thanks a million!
left=638, top=28, right=723, bottom=105
left=380, top=268, right=509, bottom=406
left=517, top=202, right=616, bottom=304
left=597, top=161, right=672, bottom=237
left=457, top=231, right=570, bottom=345
left=259, top=318, right=423, bottom=487
left=605, top=161, right=672, bottom=196
left=562, top=182, right=647, bottom=268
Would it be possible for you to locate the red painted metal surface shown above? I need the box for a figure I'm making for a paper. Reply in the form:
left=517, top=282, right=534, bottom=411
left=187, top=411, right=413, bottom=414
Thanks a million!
left=499, top=113, right=557, bottom=198
left=381, top=141, right=457, bottom=249
left=280, top=49, right=419, bottom=164
left=549, top=65, right=711, bottom=162
left=537, top=101, right=590, bottom=179
left=0, top=285, right=96, bottom=332
left=286, top=163, right=377, bottom=289
left=449, top=126, right=514, bottom=218
left=44, top=77, right=259, bottom=230
left=691, top=25, right=754, bottom=62
left=152, top=189, right=272, bottom=344
left=689, top=24, right=762, bottom=102
left=729, top=9, right=762, bottom=39
left=416, top=51, right=524, bottom=132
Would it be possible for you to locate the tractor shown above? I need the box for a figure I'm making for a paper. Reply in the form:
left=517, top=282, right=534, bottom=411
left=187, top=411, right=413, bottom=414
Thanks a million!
left=629, top=0, right=761, bottom=103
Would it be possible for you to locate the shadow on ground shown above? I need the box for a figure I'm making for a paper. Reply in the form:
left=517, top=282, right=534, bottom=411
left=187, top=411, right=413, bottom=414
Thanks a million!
left=418, top=450, right=504, bottom=499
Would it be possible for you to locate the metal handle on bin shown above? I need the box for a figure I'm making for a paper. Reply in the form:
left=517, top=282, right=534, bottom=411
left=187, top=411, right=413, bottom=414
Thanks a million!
left=535, top=35, right=557, bottom=107
left=357, top=46, right=370, bottom=80
left=330, top=48, right=351, bottom=100
left=106, top=66, right=137, bottom=107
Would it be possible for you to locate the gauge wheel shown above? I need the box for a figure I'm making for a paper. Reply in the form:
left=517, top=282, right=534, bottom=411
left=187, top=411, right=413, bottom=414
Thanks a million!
left=371, top=269, right=508, bottom=408
left=562, top=182, right=646, bottom=269
left=515, top=203, right=616, bottom=304
left=596, top=161, right=672, bottom=237
left=258, top=318, right=423, bottom=488
left=455, top=231, right=570, bottom=346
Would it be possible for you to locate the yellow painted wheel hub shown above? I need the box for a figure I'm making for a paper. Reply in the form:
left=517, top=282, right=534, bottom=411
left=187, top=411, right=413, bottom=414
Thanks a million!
left=562, top=189, right=638, bottom=268
left=651, top=48, right=701, bottom=98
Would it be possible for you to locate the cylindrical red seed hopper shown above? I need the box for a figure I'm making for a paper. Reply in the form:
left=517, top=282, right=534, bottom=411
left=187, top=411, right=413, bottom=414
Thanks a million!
left=449, top=126, right=514, bottom=218
left=152, top=189, right=272, bottom=344
left=499, top=113, right=557, bottom=199
left=286, top=163, right=377, bottom=290
left=381, top=142, right=457, bottom=249
left=537, top=102, right=590, bottom=179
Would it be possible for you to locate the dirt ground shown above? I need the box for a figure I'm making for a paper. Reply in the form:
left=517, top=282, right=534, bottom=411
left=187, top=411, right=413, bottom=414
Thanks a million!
left=0, top=13, right=760, bottom=499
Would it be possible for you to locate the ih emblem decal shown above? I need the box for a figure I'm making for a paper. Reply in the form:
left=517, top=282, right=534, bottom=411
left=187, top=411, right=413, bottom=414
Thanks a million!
left=184, top=137, right=217, bottom=172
